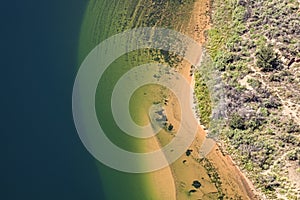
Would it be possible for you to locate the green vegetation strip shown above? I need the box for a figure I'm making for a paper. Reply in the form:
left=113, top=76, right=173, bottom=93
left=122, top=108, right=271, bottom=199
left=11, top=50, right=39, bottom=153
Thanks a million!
left=194, top=71, right=211, bottom=128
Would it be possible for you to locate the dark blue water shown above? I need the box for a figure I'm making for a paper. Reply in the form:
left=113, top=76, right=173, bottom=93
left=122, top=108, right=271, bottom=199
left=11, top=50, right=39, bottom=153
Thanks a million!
left=0, top=1, right=106, bottom=199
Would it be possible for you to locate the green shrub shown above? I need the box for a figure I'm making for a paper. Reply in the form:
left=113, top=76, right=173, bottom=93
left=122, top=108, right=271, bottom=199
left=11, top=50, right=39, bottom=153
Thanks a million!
left=286, top=149, right=299, bottom=161
left=230, top=114, right=246, bottom=130
left=255, top=45, right=281, bottom=72
left=247, top=78, right=262, bottom=88
left=214, top=51, right=235, bottom=71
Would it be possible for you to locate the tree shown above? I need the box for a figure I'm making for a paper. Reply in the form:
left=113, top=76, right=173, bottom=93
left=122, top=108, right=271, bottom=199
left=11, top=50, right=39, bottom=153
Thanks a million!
left=255, top=45, right=280, bottom=72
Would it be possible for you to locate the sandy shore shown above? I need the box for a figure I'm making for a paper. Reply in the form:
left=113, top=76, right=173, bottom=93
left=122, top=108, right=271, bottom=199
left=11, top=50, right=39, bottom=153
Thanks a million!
left=153, top=0, right=260, bottom=199
left=134, top=0, right=260, bottom=199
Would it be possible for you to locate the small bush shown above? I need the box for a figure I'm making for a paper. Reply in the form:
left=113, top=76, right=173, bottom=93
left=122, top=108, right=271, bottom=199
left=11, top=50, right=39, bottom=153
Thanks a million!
left=230, top=114, right=246, bottom=130
left=214, top=51, right=235, bottom=71
left=286, top=149, right=300, bottom=161
left=255, top=45, right=281, bottom=72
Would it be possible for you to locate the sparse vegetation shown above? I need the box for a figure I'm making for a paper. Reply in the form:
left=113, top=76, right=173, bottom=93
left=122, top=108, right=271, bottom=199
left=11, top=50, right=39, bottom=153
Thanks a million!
left=205, top=0, right=300, bottom=198
left=200, top=158, right=225, bottom=199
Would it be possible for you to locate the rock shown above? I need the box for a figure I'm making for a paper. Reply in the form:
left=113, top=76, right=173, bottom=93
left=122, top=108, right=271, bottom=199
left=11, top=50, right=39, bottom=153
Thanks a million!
left=188, top=189, right=197, bottom=194
left=238, top=0, right=247, bottom=7
left=185, top=149, right=193, bottom=156
left=265, top=182, right=280, bottom=190
left=288, top=58, right=295, bottom=67
left=192, top=180, right=202, bottom=189
left=167, top=124, right=174, bottom=131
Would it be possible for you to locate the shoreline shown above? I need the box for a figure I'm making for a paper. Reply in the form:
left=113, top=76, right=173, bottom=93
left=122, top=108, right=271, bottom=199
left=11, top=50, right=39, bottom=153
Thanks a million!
left=157, top=0, right=260, bottom=198
left=78, top=0, right=262, bottom=199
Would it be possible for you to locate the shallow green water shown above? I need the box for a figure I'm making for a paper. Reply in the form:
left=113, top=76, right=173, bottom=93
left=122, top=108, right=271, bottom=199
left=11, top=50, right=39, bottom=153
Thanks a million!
left=77, top=0, right=196, bottom=199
